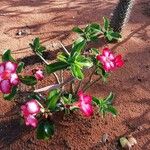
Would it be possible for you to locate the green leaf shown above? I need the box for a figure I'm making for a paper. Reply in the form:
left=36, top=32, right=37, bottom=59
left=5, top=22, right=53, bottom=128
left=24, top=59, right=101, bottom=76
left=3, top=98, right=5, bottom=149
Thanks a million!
left=16, top=62, right=24, bottom=73
left=2, top=50, right=15, bottom=62
left=76, top=56, right=93, bottom=68
left=109, top=31, right=121, bottom=39
left=34, top=37, right=40, bottom=50
left=30, top=38, right=46, bottom=55
left=92, top=97, right=100, bottom=105
left=47, top=89, right=60, bottom=110
left=71, top=64, right=84, bottom=80
left=37, top=121, right=54, bottom=140
left=3, top=86, right=17, bottom=101
left=46, top=62, right=69, bottom=74
left=89, top=35, right=98, bottom=41
left=105, top=92, right=114, bottom=104
left=19, top=75, right=37, bottom=86
left=71, top=38, right=86, bottom=56
left=84, top=25, right=91, bottom=33
left=57, top=53, right=68, bottom=63
left=38, top=46, right=46, bottom=53
left=106, top=33, right=113, bottom=41
left=107, top=106, right=117, bottom=116
left=72, top=27, right=84, bottom=34
left=103, top=17, right=110, bottom=31
left=90, top=23, right=101, bottom=31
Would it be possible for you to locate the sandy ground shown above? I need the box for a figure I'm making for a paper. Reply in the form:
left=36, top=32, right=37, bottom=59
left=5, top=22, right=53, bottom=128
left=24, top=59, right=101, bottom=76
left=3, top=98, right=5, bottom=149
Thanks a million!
left=0, top=0, right=150, bottom=150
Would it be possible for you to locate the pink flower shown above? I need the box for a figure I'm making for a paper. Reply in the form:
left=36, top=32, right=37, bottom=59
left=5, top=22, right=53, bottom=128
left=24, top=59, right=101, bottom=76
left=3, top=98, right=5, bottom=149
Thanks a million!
left=77, top=91, right=93, bottom=117
left=21, top=99, right=41, bottom=128
left=24, top=114, right=38, bottom=128
left=96, top=48, right=124, bottom=72
left=0, top=61, right=19, bottom=94
left=32, top=68, right=44, bottom=81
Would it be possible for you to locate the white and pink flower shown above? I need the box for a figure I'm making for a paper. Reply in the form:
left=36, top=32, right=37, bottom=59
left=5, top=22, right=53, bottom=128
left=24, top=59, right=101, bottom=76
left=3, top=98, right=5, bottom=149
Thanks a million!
left=77, top=91, right=93, bottom=117
left=21, top=99, right=41, bottom=128
left=0, top=61, right=19, bottom=94
left=32, top=68, right=44, bottom=81
left=96, top=48, right=124, bottom=72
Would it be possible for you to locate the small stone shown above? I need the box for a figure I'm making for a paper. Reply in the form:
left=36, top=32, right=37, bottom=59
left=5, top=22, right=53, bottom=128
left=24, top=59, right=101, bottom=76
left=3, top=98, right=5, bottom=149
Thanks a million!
left=120, top=137, right=131, bottom=150
left=127, top=135, right=137, bottom=146
left=137, top=126, right=143, bottom=131
left=102, top=133, right=109, bottom=143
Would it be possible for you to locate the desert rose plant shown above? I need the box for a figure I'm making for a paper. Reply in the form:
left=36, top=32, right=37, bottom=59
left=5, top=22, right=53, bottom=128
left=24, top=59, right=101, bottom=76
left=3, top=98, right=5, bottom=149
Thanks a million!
left=0, top=17, right=124, bottom=139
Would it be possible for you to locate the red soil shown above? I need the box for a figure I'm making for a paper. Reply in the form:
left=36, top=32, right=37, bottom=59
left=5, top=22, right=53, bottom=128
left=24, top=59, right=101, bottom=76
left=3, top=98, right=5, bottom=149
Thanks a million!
left=0, top=0, right=150, bottom=149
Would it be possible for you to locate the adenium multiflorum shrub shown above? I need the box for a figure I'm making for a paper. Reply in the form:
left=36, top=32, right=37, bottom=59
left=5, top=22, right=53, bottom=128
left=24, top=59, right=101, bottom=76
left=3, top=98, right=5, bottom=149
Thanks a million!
left=0, top=18, right=124, bottom=140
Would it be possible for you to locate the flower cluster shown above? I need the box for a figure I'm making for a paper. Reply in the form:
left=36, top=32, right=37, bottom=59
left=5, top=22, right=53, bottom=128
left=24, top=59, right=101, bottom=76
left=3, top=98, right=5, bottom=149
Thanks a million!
left=0, top=61, right=19, bottom=94
left=21, top=100, right=41, bottom=128
left=1, top=21, right=125, bottom=140
left=97, top=48, right=124, bottom=72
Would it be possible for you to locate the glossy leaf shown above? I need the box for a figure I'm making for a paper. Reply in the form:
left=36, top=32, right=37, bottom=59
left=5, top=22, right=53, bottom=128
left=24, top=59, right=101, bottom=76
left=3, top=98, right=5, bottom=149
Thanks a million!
left=92, top=97, right=100, bottom=105
left=72, top=27, right=84, bottom=34
left=90, top=23, right=101, bottom=32
left=19, top=75, right=37, bottom=86
left=76, top=56, right=93, bottom=68
left=17, top=62, right=25, bottom=73
left=2, top=50, right=15, bottom=62
left=47, top=89, right=60, bottom=111
left=103, top=17, right=110, bottom=31
left=71, top=64, right=84, bottom=80
left=71, top=38, right=86, bottom=56
left=37, top=121, right=54, bottom=140
left=46, top=62, right=69, bottom=74
left=107, top=106, right=117, bottom=116
left=57, top=53, right=68, bottom=63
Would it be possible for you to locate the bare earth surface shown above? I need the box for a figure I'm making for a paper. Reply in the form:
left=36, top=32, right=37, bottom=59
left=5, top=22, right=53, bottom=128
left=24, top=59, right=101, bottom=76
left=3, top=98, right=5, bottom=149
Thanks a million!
left=0, top=0, right=150, bottom=150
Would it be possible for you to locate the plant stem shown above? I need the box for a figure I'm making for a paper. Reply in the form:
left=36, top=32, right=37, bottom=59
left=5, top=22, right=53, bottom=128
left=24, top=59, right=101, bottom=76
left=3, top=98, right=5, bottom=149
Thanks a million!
left=70, top=80, right=75, bottom=94
left=34, top=77, right=75, bottom=93
left=36, top=52, right=60, bottom=84
left=83, top=67, right=97, bottom=90
left=53, top=72, right=61, bottom=84
left=59, top=41, right=70, bottom=55
left=75, top=80, right=82, bottom=95
left=83, top=76, right=101, bottom=92
left=36, top=52, right=49, bottom=65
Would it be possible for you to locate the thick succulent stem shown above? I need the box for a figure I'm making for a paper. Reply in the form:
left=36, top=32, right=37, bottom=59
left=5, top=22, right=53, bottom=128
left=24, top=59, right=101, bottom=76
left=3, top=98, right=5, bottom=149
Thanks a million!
left=110, top=0, right=135, bottom=32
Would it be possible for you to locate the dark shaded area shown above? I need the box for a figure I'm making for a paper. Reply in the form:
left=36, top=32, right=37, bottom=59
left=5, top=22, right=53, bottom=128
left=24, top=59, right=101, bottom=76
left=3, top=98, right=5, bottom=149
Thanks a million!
left=0, top=105, right=33, bottom=149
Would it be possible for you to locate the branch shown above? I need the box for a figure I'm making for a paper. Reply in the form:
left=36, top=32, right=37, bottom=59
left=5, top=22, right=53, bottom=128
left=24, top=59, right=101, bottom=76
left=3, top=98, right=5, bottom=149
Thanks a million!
left=34, top=77, right=75, bottom=93
left=59, top=41, right=70, bottom=55
left=83, top=76, right=101, bottom=92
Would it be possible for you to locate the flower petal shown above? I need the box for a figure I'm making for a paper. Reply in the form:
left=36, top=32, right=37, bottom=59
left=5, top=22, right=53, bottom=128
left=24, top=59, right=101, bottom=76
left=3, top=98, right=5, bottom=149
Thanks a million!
left=103, top=48, right=111, bottom=57
left=0, top=80, right=11, bottom=94
left=25, top=115, right=38, bottom=128
left=26, top=100, right=41, bottom=114
left=5, top=61, right=17, bottom=73
left=80, top=102, right=93, bottom=117
left=83, top=95, right=92, bottom=104
left=34, top=70, right=44, bottom=81
left=115, top=55, right=124, bottom=67
left=0, top=63, right=5, bottom=74
left=10, top=73, right=19, bottom=85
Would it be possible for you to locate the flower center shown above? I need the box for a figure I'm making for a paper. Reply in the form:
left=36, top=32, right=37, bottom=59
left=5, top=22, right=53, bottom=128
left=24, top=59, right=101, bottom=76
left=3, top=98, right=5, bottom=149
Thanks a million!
left=1, top=71, right=11, bottom=80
